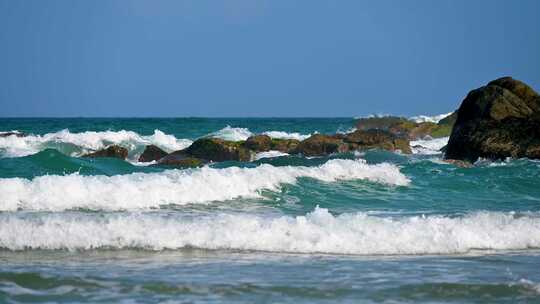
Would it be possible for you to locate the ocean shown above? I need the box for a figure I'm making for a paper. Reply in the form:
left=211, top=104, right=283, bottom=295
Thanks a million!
left=0, top=117, right=539, bottom=303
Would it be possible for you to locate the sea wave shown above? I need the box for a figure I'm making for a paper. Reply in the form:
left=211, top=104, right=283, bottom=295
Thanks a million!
left=208, top=126, right=312, bottom=141
left=1, top=208, right=539, bottom=253
left=410, top=137, right=449, bottom=155
left=409, top=112, right=453, bottom=123
left=0, top=129, right=193, bottom=158
left=0, top=159, right=409, bottom=211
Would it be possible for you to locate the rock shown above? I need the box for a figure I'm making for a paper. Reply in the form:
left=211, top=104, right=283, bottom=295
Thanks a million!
left=355, top=116, right=454, bottom=140
left=444, top=159, right=473, bottom=168
left=83, top=145, right=128, bottom=160
left=184, top=138, right=253, bottom=162
left=138, top=145, right=168, bottom=163
left=244, top=135, right=272, bottom=152
left=270, top=138, right=301, bottom=153
left=344, top=129, right=412, bottom=154
left=355, top=116, right=409, bottom=131
left=445, top=77, right=540, bottom=162
left=294, top=134, right=349, bottom=156
left=0, top=131, right=25, bottom=137
left=158, top=151, right=204, bottom=168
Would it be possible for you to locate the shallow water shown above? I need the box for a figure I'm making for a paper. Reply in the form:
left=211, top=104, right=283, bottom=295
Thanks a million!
left=1, top=118, right=539, bottom=303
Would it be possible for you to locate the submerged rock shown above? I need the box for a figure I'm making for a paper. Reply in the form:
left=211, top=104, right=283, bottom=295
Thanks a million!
left=445, top=77, right=540, bottom=162
left=82, top=145, right=128, bottom=160
left=294, top=134, right=349, bottom=156
left=344, top=129, right=412, bottom=154
left=244, top=135, right=272, bottom=152
left=138, top=145, right=168, bottom=163
left=184, top=138, right=253, bottom=162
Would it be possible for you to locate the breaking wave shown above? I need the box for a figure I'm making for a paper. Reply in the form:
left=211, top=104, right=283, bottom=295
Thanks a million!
left=208, top=126, right=312, bottom=141
left=0, top=159, right=409, bottom=211
left=0, top=129, right=193, bottom=158
left=1, top=208, right=539, bottom=254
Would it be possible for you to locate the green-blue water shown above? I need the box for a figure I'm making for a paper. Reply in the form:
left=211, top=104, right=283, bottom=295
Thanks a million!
left=1, top=118, right=540, bottom=303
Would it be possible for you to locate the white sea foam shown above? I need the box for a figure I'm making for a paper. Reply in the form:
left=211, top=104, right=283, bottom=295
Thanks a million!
left=0, top=208, right=539, bottom=254
left=254, top=151, right=289, bottom=160
left=261, top=131, right=311, bottom=141
left=410, top=112, right=453, bottom=123
left=410, top=137, right=449, bottom=155
left=208, top=126, right=312, bottom=141
left=0, top=129, right=192, bottom=158
left=0, top=159, right=409, bottom=211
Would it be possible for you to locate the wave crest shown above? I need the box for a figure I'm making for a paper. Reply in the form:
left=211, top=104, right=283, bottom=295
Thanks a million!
left=0, top=159, right=409, bottom=211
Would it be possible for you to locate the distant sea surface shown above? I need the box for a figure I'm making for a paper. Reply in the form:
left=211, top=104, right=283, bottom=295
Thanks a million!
left=1, top=117, right=540, bottom=303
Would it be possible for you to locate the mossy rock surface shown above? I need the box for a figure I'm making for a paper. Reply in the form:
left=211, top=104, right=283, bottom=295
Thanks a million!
left=185, top=138, right=253, bottom=162
left=295, top=134, right=349, bottom=156
left=270, top=138, right=300, bottom=153
left=344, top=129, right=412, bottom=154
left=244, top=135, right=272, bottom=152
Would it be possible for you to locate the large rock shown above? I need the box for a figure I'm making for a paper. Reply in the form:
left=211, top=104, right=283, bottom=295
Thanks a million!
left=344, top=129, right=412, bottom=154
left=244, top=135, right=272, bottom=152
left=294, top=134, right=349, bottom=156
left=158, top=151, right=204, bottom=168
left=83, top=145, right=128, bottom=160
left=445, top=77, right=540, bottom=162
left=138, top=145, right=168, bottom=162
left=184, top=138, right=253, bottom=162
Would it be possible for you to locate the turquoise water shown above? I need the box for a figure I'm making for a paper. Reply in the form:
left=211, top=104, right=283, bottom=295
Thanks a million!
left=1, top=118, right=540, bottom=303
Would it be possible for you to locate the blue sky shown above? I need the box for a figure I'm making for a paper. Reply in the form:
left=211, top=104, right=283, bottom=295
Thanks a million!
left=1, top=0, right=539, bottom=117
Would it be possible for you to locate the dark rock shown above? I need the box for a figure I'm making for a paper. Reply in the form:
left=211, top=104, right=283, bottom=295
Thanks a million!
left=83, top=145, right=128, bottom=160
left=294, top=134, right=349, bottom=156
left=344, top=129, right=412, bottom=154
left=184, top=138, right=253, bottom=162
left=445, top=77, right=540, bottom=162
left=138, top=145, right=168, bottom=163
left=158, top=151, right=204, bottom=168
left=245, top=135, right=272, bottom=152
left=270, top=138, right=301, bottom=153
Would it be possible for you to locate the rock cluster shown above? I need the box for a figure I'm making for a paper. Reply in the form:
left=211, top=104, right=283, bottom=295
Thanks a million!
left=355, top=114, right=455, bottom=140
